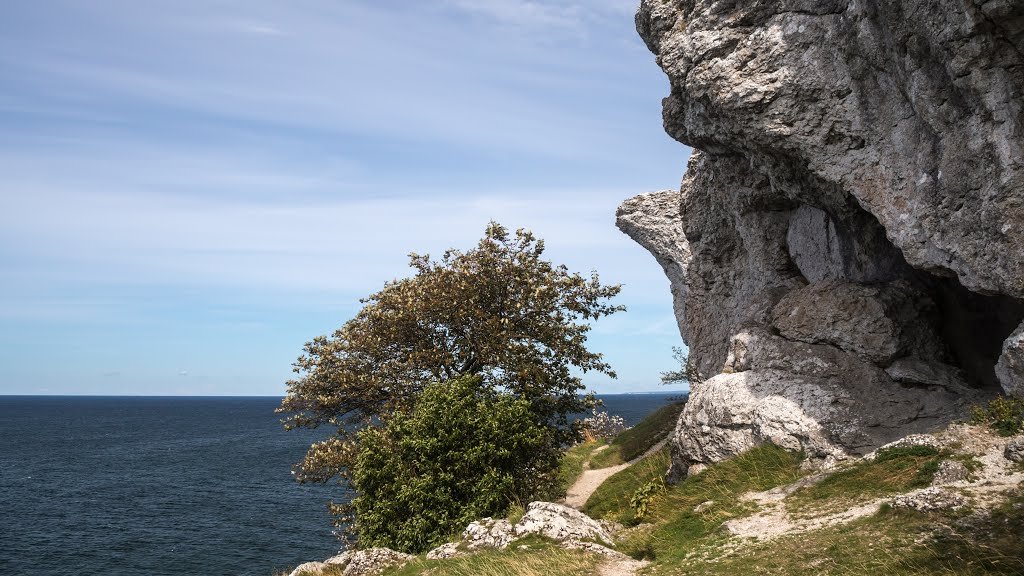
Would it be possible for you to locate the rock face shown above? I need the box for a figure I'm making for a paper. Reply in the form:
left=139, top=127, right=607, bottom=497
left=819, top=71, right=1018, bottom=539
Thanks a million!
left=619, top=0, right=1024, bottom=479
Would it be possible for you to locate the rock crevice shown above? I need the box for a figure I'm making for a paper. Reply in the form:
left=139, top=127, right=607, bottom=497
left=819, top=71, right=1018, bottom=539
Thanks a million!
left=619, top=0, right=1024, bottom=479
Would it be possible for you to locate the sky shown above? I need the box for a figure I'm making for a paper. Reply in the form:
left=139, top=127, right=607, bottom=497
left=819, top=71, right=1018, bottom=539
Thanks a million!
left=0, top=0, right=692, bottom=396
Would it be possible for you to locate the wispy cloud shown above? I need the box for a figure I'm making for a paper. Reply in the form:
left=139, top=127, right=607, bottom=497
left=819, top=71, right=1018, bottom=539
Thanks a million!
left=233, top=21, right=285, bottom=36
left=0, top=0, right=688, bottom=394
left=445, top=0, right=585, bottom=29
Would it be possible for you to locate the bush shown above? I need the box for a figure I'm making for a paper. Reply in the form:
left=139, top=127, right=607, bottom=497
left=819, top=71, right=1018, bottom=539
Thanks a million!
left=351, top=376, right=559, bottom=553
left=970, top=396, right=1024, bottom=436
left=629, top=477, right=666, bottom=520
left=579, top=409, right=627, bottom=441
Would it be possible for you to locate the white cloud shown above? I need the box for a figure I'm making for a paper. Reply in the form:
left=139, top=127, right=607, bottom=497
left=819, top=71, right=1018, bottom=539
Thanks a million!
left=234, top=21, right=285, bottom=36
left=444, top=0, right=585, bottom=29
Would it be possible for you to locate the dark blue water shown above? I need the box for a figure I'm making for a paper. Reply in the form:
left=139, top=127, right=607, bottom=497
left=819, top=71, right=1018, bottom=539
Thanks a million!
left=0, top=394, right=678, bottom=576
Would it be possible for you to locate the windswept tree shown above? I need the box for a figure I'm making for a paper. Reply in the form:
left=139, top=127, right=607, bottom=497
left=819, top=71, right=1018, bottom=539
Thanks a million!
left=278, top=222, right=623, bottom=532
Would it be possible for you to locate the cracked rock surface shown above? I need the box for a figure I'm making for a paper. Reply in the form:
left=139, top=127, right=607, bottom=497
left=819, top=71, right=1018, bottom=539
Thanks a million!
left=619, top=0, right=1024, bottom=479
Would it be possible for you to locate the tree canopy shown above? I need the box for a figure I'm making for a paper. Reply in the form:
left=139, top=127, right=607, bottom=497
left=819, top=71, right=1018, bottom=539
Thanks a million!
left=278, top=222, right=623, bottom=516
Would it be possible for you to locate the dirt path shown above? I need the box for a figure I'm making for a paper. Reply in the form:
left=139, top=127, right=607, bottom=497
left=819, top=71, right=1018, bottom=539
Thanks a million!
left=565, top=438, right=670, bottom=509
left=597, top=556, right=649, bottom=576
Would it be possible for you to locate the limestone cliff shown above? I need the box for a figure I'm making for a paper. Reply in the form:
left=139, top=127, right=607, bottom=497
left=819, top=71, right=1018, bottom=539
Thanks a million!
left=618, top=0, right=1024, bottom=479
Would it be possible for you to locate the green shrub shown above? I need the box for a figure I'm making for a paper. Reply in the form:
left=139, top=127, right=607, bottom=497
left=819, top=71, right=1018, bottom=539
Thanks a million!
left=352, top=376, right=559, bottom=553
left=970, top=396, right=1024, bottom=436
left=630, top=477, right=666, bottom=520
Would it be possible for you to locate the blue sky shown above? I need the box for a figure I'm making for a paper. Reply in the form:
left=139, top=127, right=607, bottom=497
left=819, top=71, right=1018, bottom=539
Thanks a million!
left=0, top=0, right=691, bottom=396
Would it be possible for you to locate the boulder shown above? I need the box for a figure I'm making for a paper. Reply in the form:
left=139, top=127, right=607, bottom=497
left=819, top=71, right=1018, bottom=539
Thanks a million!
left=324, top=549, right=412, bottom=576
left=512, top=502, right=615, bottom=545
left=461, top=518, right=514, bottom=550
left=288, top=548, right=413, bottom=576
left=932, top=460, right=971, bottom=485
left=770, top=280, right=946, bottom=365
left=1005, top=437, right=1024, bottom=463
left=996, top=322, right=1024, bottom=398
left=425, top=542, right=463, bottom=560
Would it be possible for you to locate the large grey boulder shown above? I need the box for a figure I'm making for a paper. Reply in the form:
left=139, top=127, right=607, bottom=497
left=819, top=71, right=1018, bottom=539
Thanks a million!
left=1005, top=437, right=1024, bottom=463
left=620, top=0, right=1024, bottom=479
left=668, top=327, right=980, bottom=479
left=460, top=518, right=514, bottom=550
left=996, top=322, right=1024, bottom=398
left=512, top=501, right=616, bottom=545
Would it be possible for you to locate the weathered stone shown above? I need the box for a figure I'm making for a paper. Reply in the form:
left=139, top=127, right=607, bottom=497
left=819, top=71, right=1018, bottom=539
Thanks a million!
left=786, top=204, right=908, bottom=284
left=636, top=0, right=1024, bottom=298
left=867, top=434, right=944, bottom=460
left=885, top=358, right=971, bottom=393
left=289, top=561, right=329, bottom=576
left=324, top=549, right=413, bottom=576
left=289, top=548, right=413, bottom=576
left=932, top=460, right=971, bottom=485
left=890, top=487, right=966, bottom=512
left=615, top=191, right=689, bottom=334
left=425, top=542, right=464, bottom=560
left=461, top=518, right=514, bottom=550
left=770, top=280, right=945, bottom=365
left=1005, top=437, right=1024, bottom=463
left=512, top=501, right=615, bottom=545
left=620, top=0, right=1024, bottom=480
left=671, top=330, right=979, bottom=478
left=996, top=322, right=1024, bottom=398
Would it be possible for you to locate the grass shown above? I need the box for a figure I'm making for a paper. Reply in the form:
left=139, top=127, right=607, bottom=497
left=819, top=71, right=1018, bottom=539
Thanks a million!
left=382, top=536, right=600, bottom=576
left=583, top=446, right=672, bottom=523
left=632, top=444, right=805, bottom=566
left=321, top=439, right=1024, bottom=576
left=589, top=400, right=685, bottom=469
left=657, top=494, right=1024, bottom=576
left=584, top=442, right=804, bottom=564
left=552, top=440, right=604, bottom=499
left=786, top=445, right=941, bottom=514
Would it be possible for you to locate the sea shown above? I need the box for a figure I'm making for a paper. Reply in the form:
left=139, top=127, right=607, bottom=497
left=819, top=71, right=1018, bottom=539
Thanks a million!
left=0, top=393, right=681, bottom=576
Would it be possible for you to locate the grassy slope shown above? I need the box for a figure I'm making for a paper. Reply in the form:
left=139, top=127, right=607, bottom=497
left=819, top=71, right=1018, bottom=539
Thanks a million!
left=676, top=495, right=1024, bottom=576
left=589, top=401, right=685, bottom=469
left=786, top=445, right=941, bottom=514
left=552, top=440, right=604, bottom=499
left=581, top=441, right=1024, bottom=576
left=385, top=537, right=599, bottom=576
left=374, top=435, right=1023, bottom=576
